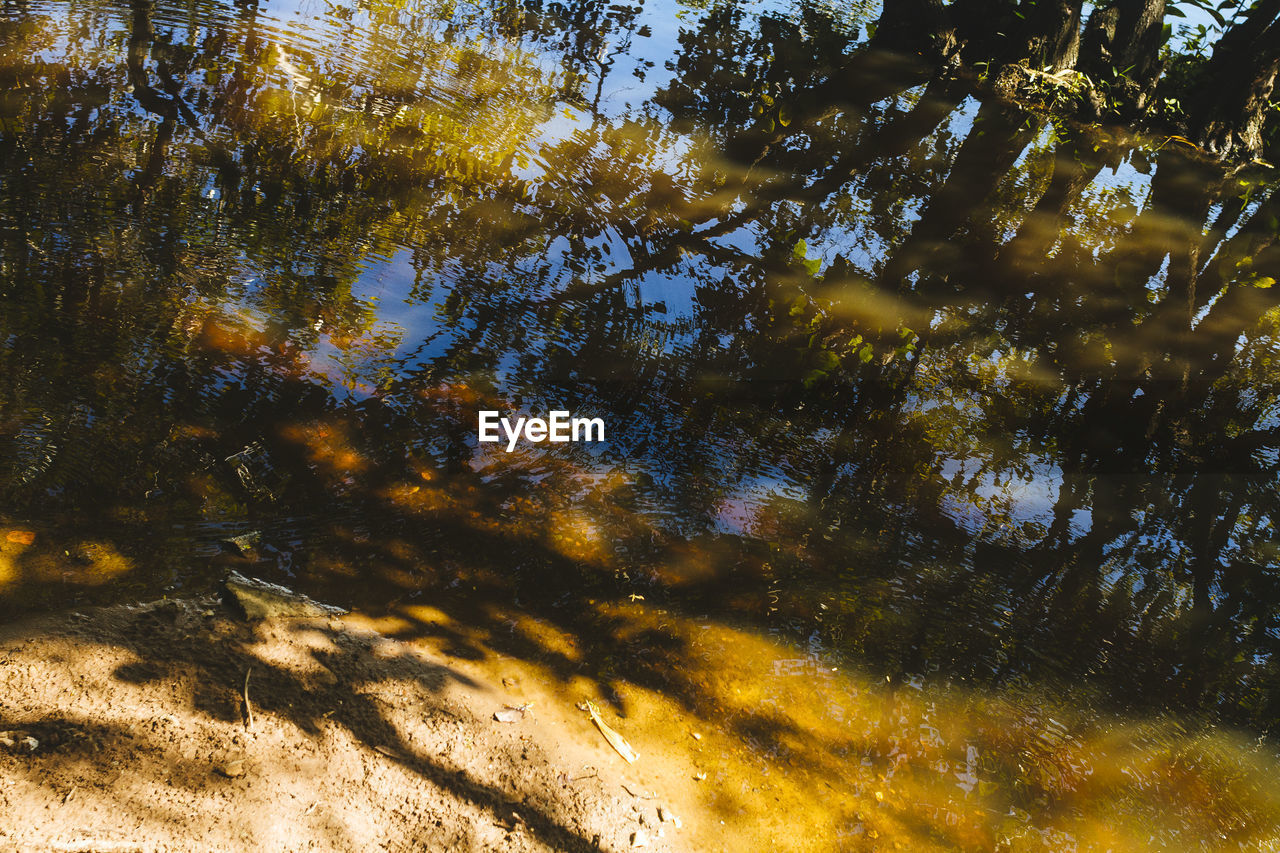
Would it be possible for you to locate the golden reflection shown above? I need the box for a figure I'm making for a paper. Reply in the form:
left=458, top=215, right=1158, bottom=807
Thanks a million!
left=545, top=509, right=609, bottom=565
left=34, top=542, right=133, bottom=586
left=0, top=531, right=134, bottom=592
left=280, top=420, right=370, bottom=478
left=0, top=527, right=31, bottom=591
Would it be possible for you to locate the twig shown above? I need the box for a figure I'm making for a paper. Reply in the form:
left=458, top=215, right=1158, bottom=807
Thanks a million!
left=621, top=783, right=656, bottom=800
left=243, top=667, right=254, bottom=730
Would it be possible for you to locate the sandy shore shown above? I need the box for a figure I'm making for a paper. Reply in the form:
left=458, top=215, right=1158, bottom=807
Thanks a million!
left=0, top=596, right=688, bottom=852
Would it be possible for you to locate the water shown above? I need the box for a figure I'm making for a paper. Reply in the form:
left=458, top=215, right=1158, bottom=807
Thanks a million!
left=3, top=0, right=1280, bottom=847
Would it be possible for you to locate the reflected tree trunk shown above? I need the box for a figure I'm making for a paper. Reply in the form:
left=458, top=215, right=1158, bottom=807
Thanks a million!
left=1188, top=0, right=1280, bottom=159
left=973, top=0, right=1083, bottom=70
left=878, top=98, right=1041, bottom=299
left=1078, top=0, right=1166, bottom=115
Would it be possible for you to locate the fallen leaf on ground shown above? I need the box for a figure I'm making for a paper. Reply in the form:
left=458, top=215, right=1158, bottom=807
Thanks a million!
left=579, top=700, right=638, bottom=763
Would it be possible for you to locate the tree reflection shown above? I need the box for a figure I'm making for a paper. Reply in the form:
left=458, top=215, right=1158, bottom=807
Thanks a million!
left=2, top=0, right=1280, bottom=743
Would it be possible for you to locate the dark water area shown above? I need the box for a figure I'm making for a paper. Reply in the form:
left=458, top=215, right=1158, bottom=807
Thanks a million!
left=3, top=0, right=1280, bottom=845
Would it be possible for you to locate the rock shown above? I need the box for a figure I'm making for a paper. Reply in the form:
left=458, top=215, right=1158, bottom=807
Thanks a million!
left=0, top=731, right=39, bottom=753
left=493, top=703, right=532, bottom=724
left=222, top=531, right=261, bottom=554
left=220, top=759, right=246, bottom=778
left=630, top=829, right=648, bottom=848
left=221, top=571, right=347, bottom=621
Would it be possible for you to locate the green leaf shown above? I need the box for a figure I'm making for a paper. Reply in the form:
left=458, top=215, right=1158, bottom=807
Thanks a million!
left=814, top=350, right=839, bottom=370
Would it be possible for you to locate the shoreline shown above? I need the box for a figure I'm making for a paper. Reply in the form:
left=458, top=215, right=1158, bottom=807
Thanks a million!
left=5, top=583, right=1280, bottom=851
left=0, top=594, right=687, bottom=853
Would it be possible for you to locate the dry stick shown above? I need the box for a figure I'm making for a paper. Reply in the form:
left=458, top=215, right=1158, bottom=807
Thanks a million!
left=243, top=666, right=254, bottom=730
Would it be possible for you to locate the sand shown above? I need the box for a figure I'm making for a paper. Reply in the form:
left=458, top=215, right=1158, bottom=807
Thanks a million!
left=0, top=596, right=688, bottom=852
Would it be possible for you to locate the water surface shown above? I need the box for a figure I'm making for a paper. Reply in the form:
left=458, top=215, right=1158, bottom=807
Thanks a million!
left=3, top=0, right=1280, bottom=847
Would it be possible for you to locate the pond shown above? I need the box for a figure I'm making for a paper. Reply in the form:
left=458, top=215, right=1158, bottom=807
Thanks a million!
left=2, top=0, right=1280, bottom=847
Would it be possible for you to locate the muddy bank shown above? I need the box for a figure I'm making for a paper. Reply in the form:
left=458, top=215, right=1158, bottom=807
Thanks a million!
left=0, top=596, right=689, bottom=853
